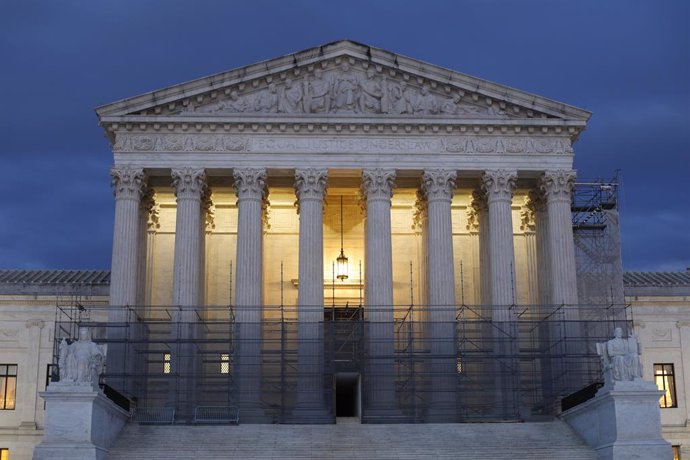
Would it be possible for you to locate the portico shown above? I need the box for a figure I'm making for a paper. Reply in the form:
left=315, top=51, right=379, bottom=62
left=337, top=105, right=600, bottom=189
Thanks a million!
left=97, top=40, right=591, bottom=422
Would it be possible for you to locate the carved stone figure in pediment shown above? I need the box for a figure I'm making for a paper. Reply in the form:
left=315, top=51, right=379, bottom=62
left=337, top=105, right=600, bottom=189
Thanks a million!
left=359, top=68, right=388, bottom=114
left=254, top=83, right=279, bottom=113
left=414, top=85, right=439, bottom=115
left=332, top=63, right=360, bottom=113
left=195, top=90, right=247, bottom=114
left=304, top=68, right=331, bottom=113
left=279, top=78, right=304, bottom=114
left=440, top=94, right=462, bottom=115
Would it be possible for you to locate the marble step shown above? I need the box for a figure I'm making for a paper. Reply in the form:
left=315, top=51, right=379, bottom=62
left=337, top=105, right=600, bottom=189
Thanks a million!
left=109, top=419, right=596, bottom=459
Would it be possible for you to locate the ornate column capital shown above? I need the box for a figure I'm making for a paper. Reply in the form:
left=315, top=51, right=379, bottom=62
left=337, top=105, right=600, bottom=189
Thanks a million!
left=294, top=168, right=328, bottom=202
left=481, top=169, right=517, bottom=203
left=171, top=168, right=207, bottom=200
left=421, top=169, right=457, bottom=203
left=203, top=193, right=216, bottom=233
left=110, top=166, right=146, bottom=200
left=361, top=168, right=396, bottom=202
left=467, top=190, right=487, bottom=232
left=233, top=168, right=267, bottom=201
left=539, top=169, right=576, bottom=203
left=412, top=189, right=427, bottom=233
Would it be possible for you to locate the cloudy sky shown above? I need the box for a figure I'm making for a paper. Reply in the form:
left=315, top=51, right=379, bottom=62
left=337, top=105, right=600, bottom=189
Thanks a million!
left=0, top=0, right=688, bottom=272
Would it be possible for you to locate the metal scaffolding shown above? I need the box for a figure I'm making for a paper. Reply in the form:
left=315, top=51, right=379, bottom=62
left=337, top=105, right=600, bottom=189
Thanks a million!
left=52, top=303, right=630, bottom=424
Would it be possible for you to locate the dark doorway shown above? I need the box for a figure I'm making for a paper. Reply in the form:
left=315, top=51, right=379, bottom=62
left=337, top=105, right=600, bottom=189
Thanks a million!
left=335, top=373, right=360, bottom=417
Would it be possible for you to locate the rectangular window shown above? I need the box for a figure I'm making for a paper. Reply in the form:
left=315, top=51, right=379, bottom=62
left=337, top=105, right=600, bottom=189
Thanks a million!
left=45, top=364, right=54, bottom=389
left=673, top=445, right=681, bottom=460
left=163, top=353, right=171, bottom=374
left=0, top=448, right=8, bottom=460
left=0, top=365, right=17, bottom=410
left=654, top=363, right=678, bottom=408
left=220, top=354, right=230, bottom=374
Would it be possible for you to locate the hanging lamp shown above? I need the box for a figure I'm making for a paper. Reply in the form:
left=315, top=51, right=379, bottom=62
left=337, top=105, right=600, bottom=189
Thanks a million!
left=336, top=195, right=349, bottom=281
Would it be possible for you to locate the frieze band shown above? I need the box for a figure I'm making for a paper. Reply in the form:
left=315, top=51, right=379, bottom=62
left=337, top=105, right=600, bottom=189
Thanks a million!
left=114, top=134, right=572, bottom=155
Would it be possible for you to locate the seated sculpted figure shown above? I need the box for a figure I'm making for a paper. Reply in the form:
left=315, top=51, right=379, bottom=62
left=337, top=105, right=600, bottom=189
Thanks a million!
left=597, top=327, right=642, bottom=384
left=58, top=326, right=107, bottom=389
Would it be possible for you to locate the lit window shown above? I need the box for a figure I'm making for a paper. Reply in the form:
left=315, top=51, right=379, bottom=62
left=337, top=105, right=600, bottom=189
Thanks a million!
left=163, top=353, right=171, bottom=374
left=0, top=448, right=8, bottom=460
left=0, top=365, right=17, bottom=410
left=654, top=363, right=677, bottom=408
left=220, top=354, right=230, bottom=374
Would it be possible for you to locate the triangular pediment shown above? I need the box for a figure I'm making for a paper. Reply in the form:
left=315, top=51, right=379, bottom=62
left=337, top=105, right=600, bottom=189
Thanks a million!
left=96, top=40, right=590, bottom=123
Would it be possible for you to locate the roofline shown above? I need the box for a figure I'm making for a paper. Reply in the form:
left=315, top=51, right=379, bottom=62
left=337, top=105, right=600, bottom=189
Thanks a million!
left=95, top=40, right=592, bottom=121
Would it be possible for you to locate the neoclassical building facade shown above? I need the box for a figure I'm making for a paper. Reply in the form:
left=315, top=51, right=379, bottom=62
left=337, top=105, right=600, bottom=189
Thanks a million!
left=99, top=40, right=588, bottom=316
left=94, top=40, right=598, bottom=423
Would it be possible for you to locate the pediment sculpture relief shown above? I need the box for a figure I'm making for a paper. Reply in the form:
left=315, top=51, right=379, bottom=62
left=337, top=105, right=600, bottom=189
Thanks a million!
left=184, top=63, right=510, bottom=118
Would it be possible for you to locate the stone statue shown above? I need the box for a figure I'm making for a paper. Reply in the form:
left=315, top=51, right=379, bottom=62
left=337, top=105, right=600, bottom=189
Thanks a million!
left=332, top=63, right=360, bottom=113
left=440, top=94, right=462, bottom=115
left=58, top=326, right=107, bottom=389
left=597, top=327, right=643, bottom=385
left=414, top=84, right=439, bottom=115
left=195, top=90, right=247, bottom=114
left=304, top=68, right=331, bottom=113
left=358, top=68, right=387, bottom=114
left=279, top=78, right=304, bottom=113
left=253, top=83, right=279, bottom=113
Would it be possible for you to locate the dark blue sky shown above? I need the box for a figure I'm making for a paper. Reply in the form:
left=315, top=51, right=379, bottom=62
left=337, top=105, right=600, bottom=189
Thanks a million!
left=0, top=0, right=688, bottom=271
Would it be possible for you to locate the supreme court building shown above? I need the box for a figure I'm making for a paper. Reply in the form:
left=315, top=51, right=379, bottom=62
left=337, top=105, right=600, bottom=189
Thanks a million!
left=89, top=40, right=619, bottom=425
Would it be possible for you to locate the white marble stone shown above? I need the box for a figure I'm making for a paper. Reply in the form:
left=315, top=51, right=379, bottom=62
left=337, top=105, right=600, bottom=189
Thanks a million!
left=361, top=168, right=396, bottom=319
left=294, top=168, right=328, bottom=321
left=562, top=380, right=672, bottom=460
left=33, top=385, right=129, bottom=460
left=233, top=168, right=267, bottom=321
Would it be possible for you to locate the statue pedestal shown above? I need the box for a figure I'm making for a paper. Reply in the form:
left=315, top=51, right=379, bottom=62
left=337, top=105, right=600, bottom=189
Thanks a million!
left=562, top=379, right=672, bottom=460
left=33, top=383, right=130, bottom=460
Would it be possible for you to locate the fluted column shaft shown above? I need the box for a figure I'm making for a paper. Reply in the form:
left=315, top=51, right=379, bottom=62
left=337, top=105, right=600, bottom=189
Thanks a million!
left=109, top=167, right=146, bottom=314
left=540, top=170, right=578, bottom=307
left=234, top=168, right=267, bottom=322
left=482, top=170, right=518, bottom=317
left=529, top=191, right=551, bottom=307
left=362, top=169, right=396, bottom=321
left=421, top=169, right=457, bottom=317
left=171, top=168, right=207, bottom=307
left=295, top=168, right=328, bottom=322
left=470, top=191, right=492, bottom=307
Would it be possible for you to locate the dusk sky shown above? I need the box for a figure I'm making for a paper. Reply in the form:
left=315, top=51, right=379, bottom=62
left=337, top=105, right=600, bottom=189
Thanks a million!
left=0, top=1, right=688, bottom=272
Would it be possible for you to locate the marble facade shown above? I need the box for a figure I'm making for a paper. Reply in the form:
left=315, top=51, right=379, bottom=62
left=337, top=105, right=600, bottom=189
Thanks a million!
left=97, top=40, right=589, bottom=318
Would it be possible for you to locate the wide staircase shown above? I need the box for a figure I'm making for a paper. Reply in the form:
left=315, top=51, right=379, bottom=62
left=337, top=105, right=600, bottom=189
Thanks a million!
left=109, top=418, right=596, bottom=459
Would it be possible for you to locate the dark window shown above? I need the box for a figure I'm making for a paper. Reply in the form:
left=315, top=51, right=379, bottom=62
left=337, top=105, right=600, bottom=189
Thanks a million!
left=45, top=364, right=54, bottom=389
left=0, top=365, right=17, bottom=410
left=654, top=363, right=677, bottom=408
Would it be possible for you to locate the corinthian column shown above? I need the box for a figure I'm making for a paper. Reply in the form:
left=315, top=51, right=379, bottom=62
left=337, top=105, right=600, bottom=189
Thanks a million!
left=171, top=168, right=207, bottom=307
left=294, top=168, right=328, bottom=321
left=481, top=170, right=518, bottom=316
left=291, top=168, right=330, bottom=422
left=110, top=167, right=147, bottom=312
left=421, top=169, right=457, bottom=313
left=108, top=166, right=146, bottom=394
left=540, top=170, right=578, bottom=306
left=361, top=168, right=396, bottom=319
left=170, top=168, right=207, bottom=422
left=481, top=169, right=518, bottom=418
left=421, top=169, right=458, bottom=421
left=361, top=168, right=398, bottom=420
left=233, top=168, right=267, bottom=322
